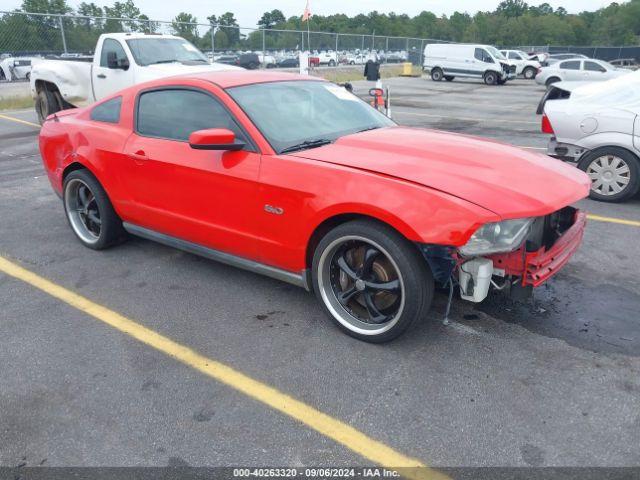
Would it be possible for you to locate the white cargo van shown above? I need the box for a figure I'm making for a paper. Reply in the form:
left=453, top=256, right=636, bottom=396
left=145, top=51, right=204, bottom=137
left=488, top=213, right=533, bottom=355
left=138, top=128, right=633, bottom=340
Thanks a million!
left=423, top=44, right=517, bottom=85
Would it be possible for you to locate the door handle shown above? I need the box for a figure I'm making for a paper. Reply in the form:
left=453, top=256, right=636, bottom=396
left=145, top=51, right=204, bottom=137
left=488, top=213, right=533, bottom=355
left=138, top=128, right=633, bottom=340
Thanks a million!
left=128, top=150, right=148, bottom=163
left=97, top=73, right=107, bottom=79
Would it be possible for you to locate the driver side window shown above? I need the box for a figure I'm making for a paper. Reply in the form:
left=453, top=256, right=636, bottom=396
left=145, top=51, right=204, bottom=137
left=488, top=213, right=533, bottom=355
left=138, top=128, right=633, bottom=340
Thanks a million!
left=474, top=48, right=494, bottom=63
left=136, top=89, right=250, bottom=147
left=100, top=39, right=127, bottom=68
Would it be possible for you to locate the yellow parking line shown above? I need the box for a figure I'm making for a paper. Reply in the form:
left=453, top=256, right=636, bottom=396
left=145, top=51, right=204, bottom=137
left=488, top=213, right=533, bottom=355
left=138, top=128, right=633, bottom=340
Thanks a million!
left=0, top=255, right=447, bottom=480
left=0, top=113, right=40, bottom=129
left=587, top=214, right=640, bottom=227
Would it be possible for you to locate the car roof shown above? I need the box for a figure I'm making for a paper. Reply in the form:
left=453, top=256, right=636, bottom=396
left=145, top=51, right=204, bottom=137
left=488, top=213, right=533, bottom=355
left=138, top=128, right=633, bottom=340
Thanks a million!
left=187, top=70, right=325, bottom=88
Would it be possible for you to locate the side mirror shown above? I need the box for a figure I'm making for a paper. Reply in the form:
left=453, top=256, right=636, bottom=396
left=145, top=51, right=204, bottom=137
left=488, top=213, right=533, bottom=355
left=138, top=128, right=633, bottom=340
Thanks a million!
left=189, top=128, right=245, bottom=151
left=107, top=51, right=129, bottom=70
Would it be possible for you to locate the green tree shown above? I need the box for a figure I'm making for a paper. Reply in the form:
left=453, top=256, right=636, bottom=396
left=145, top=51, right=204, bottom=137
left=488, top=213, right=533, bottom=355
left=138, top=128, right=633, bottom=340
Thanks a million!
left=258, top=9, right=286, bottom=29
left=172, top=12, right=199, bottom=43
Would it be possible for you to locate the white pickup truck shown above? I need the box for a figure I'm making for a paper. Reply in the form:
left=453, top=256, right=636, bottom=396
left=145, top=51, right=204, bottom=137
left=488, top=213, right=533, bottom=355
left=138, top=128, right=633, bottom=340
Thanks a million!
left=30, top=32, right=239, bottom=123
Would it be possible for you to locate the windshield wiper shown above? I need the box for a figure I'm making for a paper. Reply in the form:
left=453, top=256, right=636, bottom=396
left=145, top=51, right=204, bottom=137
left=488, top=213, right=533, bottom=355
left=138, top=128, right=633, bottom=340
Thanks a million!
left=280, top=139, right=332, bottom=154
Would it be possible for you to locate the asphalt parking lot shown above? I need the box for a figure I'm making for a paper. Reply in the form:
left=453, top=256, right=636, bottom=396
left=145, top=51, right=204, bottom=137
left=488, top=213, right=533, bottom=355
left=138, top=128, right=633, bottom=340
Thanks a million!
left=1, top=76, right=639, bottom=474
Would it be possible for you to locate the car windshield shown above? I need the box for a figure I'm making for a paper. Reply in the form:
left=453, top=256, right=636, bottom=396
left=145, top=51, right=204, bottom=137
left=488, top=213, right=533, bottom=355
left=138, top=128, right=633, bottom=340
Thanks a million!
left=126, top=38, right=208, bottom=66
left=486, top=46, right=506, bottom=60
left=227, top=80, right=396, bottom=154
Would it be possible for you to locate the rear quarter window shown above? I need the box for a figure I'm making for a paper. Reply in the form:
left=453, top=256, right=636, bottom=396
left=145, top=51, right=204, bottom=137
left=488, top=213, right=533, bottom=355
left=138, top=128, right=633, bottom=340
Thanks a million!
left=90, top=96, right=122, bottom=124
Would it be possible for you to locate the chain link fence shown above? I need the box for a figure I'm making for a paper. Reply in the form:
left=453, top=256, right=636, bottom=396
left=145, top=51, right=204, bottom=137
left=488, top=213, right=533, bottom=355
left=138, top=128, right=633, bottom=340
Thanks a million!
left=3, top=10, right=638, bottom=79
left=0, top=10, right=439, bottom=69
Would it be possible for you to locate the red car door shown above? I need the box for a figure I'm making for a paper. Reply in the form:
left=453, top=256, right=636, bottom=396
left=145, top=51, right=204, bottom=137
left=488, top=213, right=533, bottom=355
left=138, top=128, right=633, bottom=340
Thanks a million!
left=121, top=87, right=261, bottom=260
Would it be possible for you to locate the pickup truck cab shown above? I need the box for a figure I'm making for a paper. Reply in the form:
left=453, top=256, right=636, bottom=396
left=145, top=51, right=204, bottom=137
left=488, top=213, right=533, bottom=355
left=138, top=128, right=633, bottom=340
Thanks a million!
left=30, top=32, right=239, bottom=123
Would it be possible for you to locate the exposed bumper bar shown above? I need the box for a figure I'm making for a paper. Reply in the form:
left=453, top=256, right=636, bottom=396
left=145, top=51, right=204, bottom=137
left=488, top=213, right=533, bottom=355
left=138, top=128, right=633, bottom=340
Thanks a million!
left=489, top=210, right=587, bottom=287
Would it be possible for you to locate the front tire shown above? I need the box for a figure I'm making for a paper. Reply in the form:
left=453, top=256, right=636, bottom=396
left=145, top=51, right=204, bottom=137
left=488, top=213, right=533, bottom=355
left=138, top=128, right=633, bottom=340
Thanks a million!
left=328, top=59, right=336, bottom=67
left=312, top=220, right=434, bottom=343
left=578, top=148, right=640, bottom=202
left=431, top=67, right=443, bottom=81
left=484, top=71, right=497, bottom=85
left=63, top=169, right=126, bottom=250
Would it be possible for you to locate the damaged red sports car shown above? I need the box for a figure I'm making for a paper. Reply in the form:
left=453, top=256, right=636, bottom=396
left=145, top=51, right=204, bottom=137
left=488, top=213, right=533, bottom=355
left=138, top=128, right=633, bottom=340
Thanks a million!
left=39, top=71, right=590, bottom=342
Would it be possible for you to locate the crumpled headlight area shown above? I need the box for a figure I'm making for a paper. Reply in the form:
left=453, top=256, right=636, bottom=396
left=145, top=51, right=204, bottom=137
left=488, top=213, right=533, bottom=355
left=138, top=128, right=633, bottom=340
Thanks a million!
left=459, top=218, right=534, bottom=257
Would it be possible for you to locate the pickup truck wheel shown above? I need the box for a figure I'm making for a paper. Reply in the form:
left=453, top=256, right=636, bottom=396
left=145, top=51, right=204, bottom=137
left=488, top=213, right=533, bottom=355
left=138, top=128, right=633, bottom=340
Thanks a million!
left=523, top=66, right=537, bottom=79
left=312, top=220, right=434, bottom=343
left=35, top=88, right=61, bottom=125
left=483, top=71, right=497, bottom=85
left=63, top=169, right=126, bottom=250
left=431, top=68, right=443, bottom=81
left=578, top=148, right=640, bottom=203
left=328, top=60, right=336, bottom=67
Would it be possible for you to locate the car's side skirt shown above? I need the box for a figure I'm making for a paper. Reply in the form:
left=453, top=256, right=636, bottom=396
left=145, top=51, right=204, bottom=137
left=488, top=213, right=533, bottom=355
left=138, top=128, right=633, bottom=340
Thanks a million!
left=122, top=222, right=310, bottom=291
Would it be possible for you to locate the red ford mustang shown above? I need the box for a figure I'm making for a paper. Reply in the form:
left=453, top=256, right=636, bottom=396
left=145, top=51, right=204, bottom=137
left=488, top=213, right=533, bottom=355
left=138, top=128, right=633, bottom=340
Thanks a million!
left=39, top=71, right=590, bottom=342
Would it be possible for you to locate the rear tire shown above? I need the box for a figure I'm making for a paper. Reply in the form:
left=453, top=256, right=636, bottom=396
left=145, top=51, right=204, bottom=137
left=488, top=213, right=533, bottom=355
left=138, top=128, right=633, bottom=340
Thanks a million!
left=483, top=71, right=498, bottom=85
left=63, top=169, right=127, bottom=250
left=577, top=147, right=640, bottom=203
left=523, top=66, right=536, bottom=79
left=35, top=88, right=62, bottom=125
left=329, top=59, right=336, bottom=67
left=431, top=67, right=443, bottom=81
left=444, top=75, right=455, bottom=82
left=312, top=220, right=434, bottom=343
left=545, top=76, right=561, bottom=87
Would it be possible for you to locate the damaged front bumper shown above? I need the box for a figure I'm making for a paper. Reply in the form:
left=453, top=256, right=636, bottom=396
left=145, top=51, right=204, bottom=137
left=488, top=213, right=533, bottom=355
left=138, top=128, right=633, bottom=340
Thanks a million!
left=421, top=207, right=587, bottom=303
left=488, top=208, right=586, bottom=287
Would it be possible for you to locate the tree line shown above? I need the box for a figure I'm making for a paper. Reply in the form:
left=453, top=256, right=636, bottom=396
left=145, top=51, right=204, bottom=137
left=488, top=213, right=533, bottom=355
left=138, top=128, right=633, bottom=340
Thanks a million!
left=1, top=0, right=639, bottom=55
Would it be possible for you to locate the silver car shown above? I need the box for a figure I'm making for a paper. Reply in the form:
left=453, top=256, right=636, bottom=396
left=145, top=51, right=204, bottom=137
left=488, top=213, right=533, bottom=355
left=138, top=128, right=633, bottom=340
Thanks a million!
left=542, top=72, right=640, bottom=202
left=536, top=58, right=628, bottom=87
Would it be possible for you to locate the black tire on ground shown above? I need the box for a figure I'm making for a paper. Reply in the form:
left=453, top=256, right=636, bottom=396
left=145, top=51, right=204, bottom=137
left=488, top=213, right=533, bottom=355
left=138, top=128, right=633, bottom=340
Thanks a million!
left=523, top=66, right=537, bottom=79
left=0, top=69, right=5, bottom=80
left=63, top=169, right=127, bottom=250
left=35, top=88, right=62, bottom=125
left=349, top=61, right=355, bottom=65
left=329, top=59, right=336, bottom=66
left=497, top=78, right=507, bottom=85
left=444, top=75, right=455, bottom=82
left=577, top=147, right=640, bottom=203
left=545, top=76, right=561, bottom=87
left=431, top=67, right=443, bottom=81
left=311, top=219, right=434, bottom=343
left=483, top=71, right=498, bottom=85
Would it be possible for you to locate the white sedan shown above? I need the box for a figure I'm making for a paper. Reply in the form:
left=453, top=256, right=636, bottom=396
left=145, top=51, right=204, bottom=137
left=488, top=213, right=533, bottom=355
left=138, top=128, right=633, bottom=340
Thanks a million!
left=536, top=58, right=628, bottom=87
left=541, top=72, right=640, bottom=202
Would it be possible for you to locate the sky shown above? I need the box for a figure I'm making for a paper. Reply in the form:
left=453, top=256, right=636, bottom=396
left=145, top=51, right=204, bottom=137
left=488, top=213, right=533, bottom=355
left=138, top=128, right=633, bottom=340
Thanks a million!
left=3, top=0, right=614, bottom=28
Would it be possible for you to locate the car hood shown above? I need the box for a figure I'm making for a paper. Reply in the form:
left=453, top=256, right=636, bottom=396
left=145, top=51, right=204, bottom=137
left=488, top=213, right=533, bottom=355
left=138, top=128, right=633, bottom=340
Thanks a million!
left=291, top=127, right=590, bottom=218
